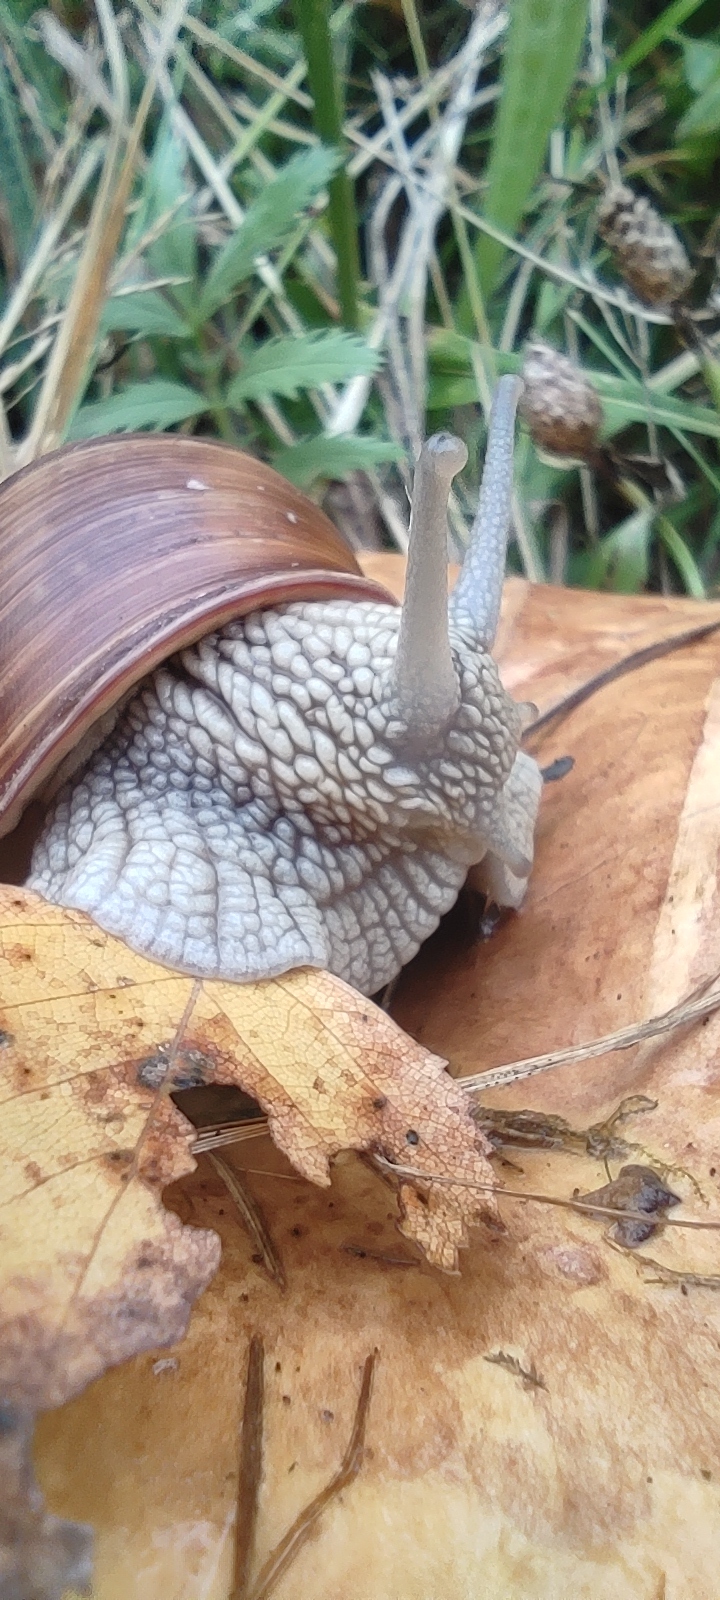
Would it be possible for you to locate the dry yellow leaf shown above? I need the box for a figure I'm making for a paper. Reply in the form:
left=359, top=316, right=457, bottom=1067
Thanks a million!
left=0, top=885, right=494, bottom=1419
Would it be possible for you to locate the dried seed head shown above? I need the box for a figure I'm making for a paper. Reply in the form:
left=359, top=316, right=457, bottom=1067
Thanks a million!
left=597, top=184, right=694, bottom=307
left=519, top=342, right=603, bottom=459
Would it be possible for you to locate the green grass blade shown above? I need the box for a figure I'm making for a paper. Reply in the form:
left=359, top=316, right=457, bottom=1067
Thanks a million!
left=0, top=49, right=37, bottom=262
left=291, top=0, right=361, bottom=328
left=658, top=515, right=706, bottom=597
left=471, top=0, right=589, bottom=302
left=585, top=508, right=653, bottom=594
left=602, top=0, right=706, bottom=94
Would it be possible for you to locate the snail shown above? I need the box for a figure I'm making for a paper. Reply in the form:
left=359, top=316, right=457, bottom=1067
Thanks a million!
left=0, top=376, right=541, bottom=996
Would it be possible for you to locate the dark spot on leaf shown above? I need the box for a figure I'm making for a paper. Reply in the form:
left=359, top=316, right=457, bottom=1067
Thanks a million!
left=373, top=1096, right=387, bottom=1111
left=0, top=1029, right=14, bottom=1048
left=137, top=1045, right=216, bottom=1091
left=406, top=1129, right=420, bottom=1146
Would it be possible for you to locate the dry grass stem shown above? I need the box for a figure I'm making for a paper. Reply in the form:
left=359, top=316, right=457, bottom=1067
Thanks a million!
left=207, top=1153, right=286, bottom=1290
left=461, top=973, right=720, bottom=1094
left=246, top=1352, right=377, bottom=1600
left=373, top=1159, right=720, bottom=1233
left=231, top=1334, right=265, bottom=1600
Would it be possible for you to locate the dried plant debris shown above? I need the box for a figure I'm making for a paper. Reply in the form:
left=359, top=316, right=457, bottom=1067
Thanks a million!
left=618, top=1251, right=720, bottom=1294
left=540, top=755, right=575, bottom=783
left=245, top=1352, right=377, bottom=1600
left=232, top=1336, right=265, bottom=1600
left=207, top=1156, right=286, bottom=1291
left=576, top=1166, right=681, bottom=1247
left=483, top=1351, right=547, bottom=1392
left=520, top=341, right=603, bottom=459
left=475, top=1094, right=658, bottom=1161
left=596, top=184, right=695, bottom=308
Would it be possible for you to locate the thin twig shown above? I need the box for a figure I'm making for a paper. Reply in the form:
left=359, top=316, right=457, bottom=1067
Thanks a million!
left=246, top=1352, right=377, bottom=1600
left=373, top=1158, right=720, bottom=1231
left=231, top=1335, right=265, bottom=1600
left=461, top=974, right=720, bottom=1094
left=524, top=620, right=720, bottom=744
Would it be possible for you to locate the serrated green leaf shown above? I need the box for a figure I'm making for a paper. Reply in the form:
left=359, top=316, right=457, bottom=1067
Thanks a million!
left=100, top=291, right=190, bottom=338
left=227, top=333, right=380, bottom=405
left=68, top=380, right=205, bottom=439
left=273, top=434, right=402, bottom=488
left=130, top=118, right=197, bottom=312
left=199, top=145, right=341, bottom=320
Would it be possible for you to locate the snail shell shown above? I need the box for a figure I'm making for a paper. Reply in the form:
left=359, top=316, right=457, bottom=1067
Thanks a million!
left=0, top=434, right=391, bottom=838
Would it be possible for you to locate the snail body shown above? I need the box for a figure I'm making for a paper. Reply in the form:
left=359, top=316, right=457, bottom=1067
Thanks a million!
left=2, top=379, right=541, bottom=995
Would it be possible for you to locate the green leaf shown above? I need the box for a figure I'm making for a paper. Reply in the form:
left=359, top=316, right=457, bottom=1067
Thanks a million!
left=585, top=509, right=653, bottom=594
left=227, top=333, right=381, bottom=405
left=681, top=36, right=720, bottom=95
left=658, top=517, right=706, bottom=597
left=68, top=381, right=205, bottom=439
left=273, top=434, right=402, bottom=488
left=100, top=291, right=190, bottom=338
left=677, top=78, right=720, bottom=139
left=130, top=117, right=197, bottom=313
left=199, top=145, right=341, bottom=320
left=677, top=37, right=720, bottom=138
left=470, top=0, right=590, bottom=302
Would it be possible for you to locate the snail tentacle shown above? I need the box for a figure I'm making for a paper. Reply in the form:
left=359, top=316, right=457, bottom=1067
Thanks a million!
left=449, top=374, right=523, bottom=649
left=388, top=432, right=467, bottom=742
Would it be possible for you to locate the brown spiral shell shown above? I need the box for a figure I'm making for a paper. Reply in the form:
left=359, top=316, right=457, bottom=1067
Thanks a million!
left=0, top=434, right=393, bottom=837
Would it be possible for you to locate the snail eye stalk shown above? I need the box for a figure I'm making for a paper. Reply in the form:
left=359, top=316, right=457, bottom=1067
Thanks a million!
left=389, top=432, right=467, bottom=743
left=450, top=375, right=523, bottom=650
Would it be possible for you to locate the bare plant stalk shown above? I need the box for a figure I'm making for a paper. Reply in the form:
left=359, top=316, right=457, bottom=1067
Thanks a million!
left=208, top=1153, right=286, bottom=1290
left=461, top=974, right=720, bottom=1094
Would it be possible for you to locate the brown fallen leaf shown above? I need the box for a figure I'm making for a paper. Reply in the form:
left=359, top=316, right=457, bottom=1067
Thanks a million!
left=28, top=569, right=720, bottom=1600
left=0, top=885, right=494, bottom=1418
left=0, top=883, right=496, bottom=1597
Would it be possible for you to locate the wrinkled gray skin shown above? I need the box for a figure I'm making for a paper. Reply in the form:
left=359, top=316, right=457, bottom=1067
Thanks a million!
left=29, top=379, right=542, bottom=996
